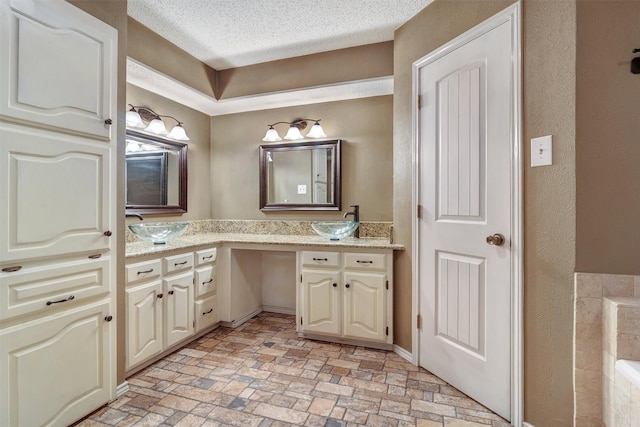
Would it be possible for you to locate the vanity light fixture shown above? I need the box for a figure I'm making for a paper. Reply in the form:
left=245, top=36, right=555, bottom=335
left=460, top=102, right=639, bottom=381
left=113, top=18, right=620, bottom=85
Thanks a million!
left=126, top=104, right=190, bottom=141
left=262, top=119, right=326, bottom=142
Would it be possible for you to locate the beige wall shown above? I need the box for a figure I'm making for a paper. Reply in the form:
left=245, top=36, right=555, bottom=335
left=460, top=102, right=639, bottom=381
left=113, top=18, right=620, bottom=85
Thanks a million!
left=128, top=17, right=217, bottom=98
left=575, top=1, right=640, bottom=275
left=218, top=42, right=394, bottom=99
left=394, top=0, right=576, bottom=425
left=126, top=84, right=212, bottom=222
left=210, top=96, right=393, bottom=221
left=67, top=0, right=128, bottom=385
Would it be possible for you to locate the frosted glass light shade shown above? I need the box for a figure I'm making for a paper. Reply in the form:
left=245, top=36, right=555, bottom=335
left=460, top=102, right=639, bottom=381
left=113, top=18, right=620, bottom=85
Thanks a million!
left=167, top=124, right=189, bottom=141
left=145, top=118, right=168, bottom=135
left=284, top=125, right=304, bottom=140
left=306, top=122, right=327, bottom=138
left=262, top=127, right=282, bottom=142
left=126, top=110, right=145, bottom=128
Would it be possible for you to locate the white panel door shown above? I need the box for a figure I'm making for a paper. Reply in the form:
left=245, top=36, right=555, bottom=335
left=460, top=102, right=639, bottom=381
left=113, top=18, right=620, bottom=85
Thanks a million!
left=0, top=0, right=117, bottom=139
left=0, top=300, right=112, bottom=427
left=164, top=273, right=194, bottom=348
left=126, top=281, right=163, bottom=369
left=301, top=270, right=340, bottom=335
left=418, top=17, right=514, bottom=419
left=343, top=271, right=386, bottom=342
left=0, top=123, right=112, bottom=263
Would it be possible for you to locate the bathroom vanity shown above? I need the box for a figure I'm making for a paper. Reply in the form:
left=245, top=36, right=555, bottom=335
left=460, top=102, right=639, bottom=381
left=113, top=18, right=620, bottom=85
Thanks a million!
left=124, top=230, right=401, bottom=373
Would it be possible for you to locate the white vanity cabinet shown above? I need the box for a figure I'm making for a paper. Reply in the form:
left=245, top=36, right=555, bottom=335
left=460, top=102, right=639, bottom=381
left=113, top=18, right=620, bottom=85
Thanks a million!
left=297, top=249, right=393, bottom=348
left=125, top=248, right=217, bottom=372
left=0, top=1, right=117, bottom=426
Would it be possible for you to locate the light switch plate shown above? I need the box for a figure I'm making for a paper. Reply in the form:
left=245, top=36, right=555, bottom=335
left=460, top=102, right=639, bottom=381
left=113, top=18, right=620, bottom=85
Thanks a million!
left=531, top=135, right=552, bottom=167
left=297, top=184, right=307, bottom=194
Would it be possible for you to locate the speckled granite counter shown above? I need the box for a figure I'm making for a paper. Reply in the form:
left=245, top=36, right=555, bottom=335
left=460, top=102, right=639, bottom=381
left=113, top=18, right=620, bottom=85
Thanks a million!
left=126, top=232, right=404, bottom=258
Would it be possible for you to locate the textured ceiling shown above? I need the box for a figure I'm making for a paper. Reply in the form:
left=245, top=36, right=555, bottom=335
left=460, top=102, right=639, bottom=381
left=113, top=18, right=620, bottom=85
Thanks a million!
left=127, top=0, right=433, bottom=70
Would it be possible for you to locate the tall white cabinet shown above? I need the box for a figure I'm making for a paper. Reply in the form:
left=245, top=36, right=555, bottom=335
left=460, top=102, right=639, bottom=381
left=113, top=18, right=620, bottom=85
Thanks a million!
left=0, top=1, right=118, bottom=426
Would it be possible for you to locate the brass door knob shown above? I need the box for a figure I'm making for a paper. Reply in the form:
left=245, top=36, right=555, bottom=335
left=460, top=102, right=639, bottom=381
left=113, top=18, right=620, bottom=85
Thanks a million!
left=486, top=233, right=505, bottom=246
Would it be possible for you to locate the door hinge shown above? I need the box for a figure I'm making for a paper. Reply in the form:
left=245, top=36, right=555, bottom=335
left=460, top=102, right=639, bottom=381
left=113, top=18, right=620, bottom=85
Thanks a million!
left=417, top=204, right=423, bottom=219
left=300, top=274, right=302, bottom=283
left=300, top=316, right=303, bottom=325
left=386, top=326, right=389, bottom=336
left=417, top=314, right=422, bottom=329
left=418, top=94, right=422, bottom=110
left=385, top=280, right=389, bottom=290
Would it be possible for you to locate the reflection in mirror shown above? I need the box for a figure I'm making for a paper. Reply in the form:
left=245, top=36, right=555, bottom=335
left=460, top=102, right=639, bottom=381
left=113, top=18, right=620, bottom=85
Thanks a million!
left=260, top=139, right=341, bottom=211
left=126, top=130, right=187, bottom=215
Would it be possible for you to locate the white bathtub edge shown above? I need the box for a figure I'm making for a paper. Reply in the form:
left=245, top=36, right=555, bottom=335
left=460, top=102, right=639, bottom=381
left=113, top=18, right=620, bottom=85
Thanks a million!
left=615, top=359, right=640, bottom=389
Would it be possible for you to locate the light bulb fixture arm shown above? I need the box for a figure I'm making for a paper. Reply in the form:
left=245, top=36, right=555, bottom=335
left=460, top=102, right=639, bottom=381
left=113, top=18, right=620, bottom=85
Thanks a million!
left=126, top=105, right=189, bottom=140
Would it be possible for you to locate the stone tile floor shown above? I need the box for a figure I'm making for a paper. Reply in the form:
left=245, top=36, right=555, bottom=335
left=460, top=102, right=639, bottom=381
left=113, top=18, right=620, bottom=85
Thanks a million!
left=77, top=312, right=509, bottom=427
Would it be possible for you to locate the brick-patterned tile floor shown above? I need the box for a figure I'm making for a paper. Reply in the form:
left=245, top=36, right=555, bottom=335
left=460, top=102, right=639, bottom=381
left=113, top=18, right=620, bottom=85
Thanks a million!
left=77, top=312, right=509, bottom=427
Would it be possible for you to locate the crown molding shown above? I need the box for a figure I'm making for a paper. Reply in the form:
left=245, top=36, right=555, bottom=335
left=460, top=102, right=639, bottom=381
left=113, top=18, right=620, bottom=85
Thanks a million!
left=126, top=57, right=393, bottom=117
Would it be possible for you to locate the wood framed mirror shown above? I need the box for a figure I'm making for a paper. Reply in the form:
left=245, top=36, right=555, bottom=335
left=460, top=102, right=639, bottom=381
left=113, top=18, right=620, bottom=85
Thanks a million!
left=125, top=130, right=188, bottom=215
left=259, top=139, right=341, bottom=211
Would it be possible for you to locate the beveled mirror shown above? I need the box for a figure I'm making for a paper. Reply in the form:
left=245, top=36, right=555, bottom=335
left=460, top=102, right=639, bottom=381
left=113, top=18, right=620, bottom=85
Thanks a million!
left=125, top=130, right=187, bottom=215
left=259, top=139, right=341, bottom=211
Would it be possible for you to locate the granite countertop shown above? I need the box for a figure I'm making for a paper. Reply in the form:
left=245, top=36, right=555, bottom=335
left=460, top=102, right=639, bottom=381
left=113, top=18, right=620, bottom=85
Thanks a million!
left=126, top=232, right=404, bottom=258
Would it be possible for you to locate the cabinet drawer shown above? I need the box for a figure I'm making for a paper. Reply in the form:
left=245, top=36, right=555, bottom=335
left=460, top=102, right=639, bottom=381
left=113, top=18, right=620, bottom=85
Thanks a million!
left=0, top=257, right=110, bottom=320
left=195, top=294, right=218, bottom=333
left=195, top=266, right=216, bottom=298
left=344, top=253, right=387, bottom=271
left=195, top=248, right=217, bottom=266
left=300, top=251, right=340, bottom=268
left=164, top=253, right=194, bottom=274
left=126, top=259, right=161, bottom=284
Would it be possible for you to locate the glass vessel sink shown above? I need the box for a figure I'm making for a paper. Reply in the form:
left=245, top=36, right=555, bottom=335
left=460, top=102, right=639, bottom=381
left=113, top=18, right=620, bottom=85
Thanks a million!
left=128, top=222, right=188, bottom=244
left=311, top=221, right=359, bottom=240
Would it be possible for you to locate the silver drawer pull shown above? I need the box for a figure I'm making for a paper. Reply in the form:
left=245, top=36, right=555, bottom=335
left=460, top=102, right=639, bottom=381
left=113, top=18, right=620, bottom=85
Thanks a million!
left=137, top=268, right=154, bottom=275
left=47, top=295, right=75, bottom=306
left=203, top=308, right=213, bottom=315
left=356, top=260, right=373, bottom=264
left=313, top=257, right=328, bottom=262
left=174, top=261, right=188, bottom=266
left=203, top=279, right=213, bottom=285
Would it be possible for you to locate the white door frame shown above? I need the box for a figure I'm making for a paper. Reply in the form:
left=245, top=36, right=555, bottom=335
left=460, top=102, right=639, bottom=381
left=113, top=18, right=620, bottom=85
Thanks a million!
left=411, top=3, right=523, bottom=425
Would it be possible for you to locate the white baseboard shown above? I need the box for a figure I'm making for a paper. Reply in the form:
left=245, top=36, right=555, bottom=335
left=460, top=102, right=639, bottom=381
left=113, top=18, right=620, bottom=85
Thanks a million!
left=262, top=305, right=295, bottom=315
left=393, top=344, right=414, bottom=363
left=116, top=381, right=129, bottom=398
left=522, top=422, right=535, bottom=427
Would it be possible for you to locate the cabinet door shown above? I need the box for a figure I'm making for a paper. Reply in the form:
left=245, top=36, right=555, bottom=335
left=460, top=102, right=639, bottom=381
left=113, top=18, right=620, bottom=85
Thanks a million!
left=0, top=300, right=113, bottom=427
left=300, top=269, right=340, bottom=335
left=164, top=273, right=194, bottom=348
left=0, top=124, right=112, bottom=263
left=343, top=272, right=386, bottom=342
left=126, top=281, right=163, bottom=370
left=0, top=0, right=117, bottom=139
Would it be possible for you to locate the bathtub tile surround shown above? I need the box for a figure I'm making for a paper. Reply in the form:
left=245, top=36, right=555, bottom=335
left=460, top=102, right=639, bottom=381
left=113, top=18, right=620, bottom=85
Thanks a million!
left=78, top=312, right=509, bottom=426
left=125, top=220, right=393, bottom=243
left=573, top=273, right=640, bottom=426
left=603, top=298, right=640, bottom=426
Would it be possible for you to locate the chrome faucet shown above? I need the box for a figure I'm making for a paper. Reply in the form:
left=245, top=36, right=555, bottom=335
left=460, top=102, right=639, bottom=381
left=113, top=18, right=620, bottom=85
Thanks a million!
left=343, top=205, right=360, bottom=238
left=126, top=213, right=144, bottom=221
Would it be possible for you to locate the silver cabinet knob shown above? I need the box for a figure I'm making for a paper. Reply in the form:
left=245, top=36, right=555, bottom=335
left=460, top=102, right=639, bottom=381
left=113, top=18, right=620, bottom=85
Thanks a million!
left=486, top=233, right=505, bottom=246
